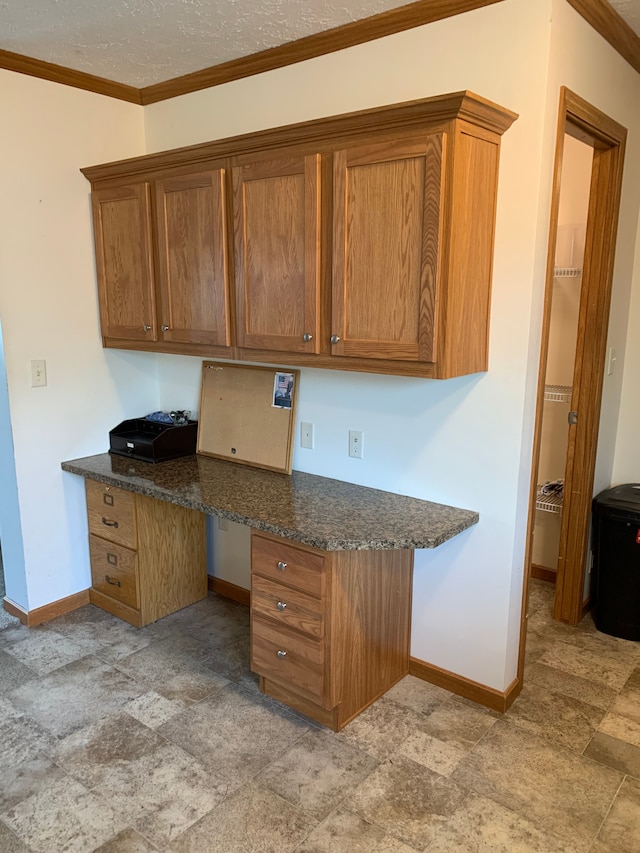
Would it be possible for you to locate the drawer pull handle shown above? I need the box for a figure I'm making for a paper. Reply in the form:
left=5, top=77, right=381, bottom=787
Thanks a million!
left=105, top=575, right=121, bottom=587
left=101, top=517, right=119, bottom=528
left=277, top=561, right=287, bottom=571
left=106, top=553, right=118, bottom=567
left=277, top=650, right=287, bottom=659
left=277, top=601, right=287, bottom=611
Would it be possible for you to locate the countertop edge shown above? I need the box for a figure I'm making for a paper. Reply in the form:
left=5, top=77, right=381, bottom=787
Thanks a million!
left=62, top=459, right=479, bottom=551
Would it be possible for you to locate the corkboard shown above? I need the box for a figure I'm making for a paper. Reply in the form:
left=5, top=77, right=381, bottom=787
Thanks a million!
left=197, top=362, right=299, bottom=474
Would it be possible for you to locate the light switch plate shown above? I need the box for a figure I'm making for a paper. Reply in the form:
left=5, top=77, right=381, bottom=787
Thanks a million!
left=30, top=359, right=47, bottom=387
left=349, top=429, right=364, bottom=459
left=300, top=422, right=314, bottom=449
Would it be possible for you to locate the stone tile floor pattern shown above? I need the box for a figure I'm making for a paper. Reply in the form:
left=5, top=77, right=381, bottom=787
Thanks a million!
left=0, top=580, right=638, bottom=851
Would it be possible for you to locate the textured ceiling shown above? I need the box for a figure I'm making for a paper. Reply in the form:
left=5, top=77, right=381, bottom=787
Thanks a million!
left=610, top=0, right=640, bottom=35
left=0, top=0, right=414, bottom=87
left=1, top=0, right=639, bottom=89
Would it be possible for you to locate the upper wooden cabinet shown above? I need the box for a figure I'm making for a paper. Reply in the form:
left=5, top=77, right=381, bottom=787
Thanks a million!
left=233, top=153, right=321, bottom=354
left=90, top=165, right=232, bottom=354
left=91, top=183, right=156, bottom=342
left=332, top=135, right=443, bottom=364
left=82, top=91, right=517, bottom=378
left=154, top=168, right=230, bottom=348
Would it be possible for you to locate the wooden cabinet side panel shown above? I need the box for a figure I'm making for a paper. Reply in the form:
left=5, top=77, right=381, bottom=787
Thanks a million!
left=155, top=169, right=232, bottom=347
left=330, top=549, right=413, bottom=723
left=437, top=126, right=501, bottom=377
left=233, top=154, right=321, bottom=354
left=135, top=494, right=207, bottom=624
left=91, top=183, right=157, bottom=342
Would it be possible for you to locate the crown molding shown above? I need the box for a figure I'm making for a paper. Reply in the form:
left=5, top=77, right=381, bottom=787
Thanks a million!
left=139, top=0, right=504, bottom=104
left=566, top=0, right=640, bottom=74
left=0, top=47, right=142, bottom=103
left=1, top=1, right=638, bottom=106
left=80, top=90, right=518, bottom=184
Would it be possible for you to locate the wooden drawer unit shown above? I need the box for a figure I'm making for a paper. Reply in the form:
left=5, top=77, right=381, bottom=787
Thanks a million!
left=86, top=480, right=207, bottom=628
left=252, top=574, right=323, bottom=638
left=89, top=534, right=139, bottom=609
left=252, top=615, right=324, bottom=702
left=86, top=479, right=136, bottom=547
left=251, top=530, right=414, bottom=731
left=251, top=533, right=325, bottom=596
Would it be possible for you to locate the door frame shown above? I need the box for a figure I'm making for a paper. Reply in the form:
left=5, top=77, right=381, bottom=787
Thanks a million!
left=518, top=89, right=626, bottom=673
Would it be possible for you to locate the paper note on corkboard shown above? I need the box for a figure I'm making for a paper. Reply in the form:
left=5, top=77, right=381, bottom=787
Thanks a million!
left=197, top=361, right=299, bottom=474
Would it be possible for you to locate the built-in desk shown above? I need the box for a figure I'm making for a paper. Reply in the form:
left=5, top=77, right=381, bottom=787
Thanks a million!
left=63, top=453, right=478, bottom=729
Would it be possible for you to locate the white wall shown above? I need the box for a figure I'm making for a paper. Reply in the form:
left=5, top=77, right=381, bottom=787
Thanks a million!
left=144, top=0, right=554, bottom=691
left=614, top=211, right=640, bottom=483
left=0, top=319, right=27, bottom=605
left=0, top=71, right=155, bottom=610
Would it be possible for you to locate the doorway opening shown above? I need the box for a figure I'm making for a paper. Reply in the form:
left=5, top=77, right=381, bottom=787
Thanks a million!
left=518, top=88, right=627, bottom=683
left=531, top=135, right=593, bottom=587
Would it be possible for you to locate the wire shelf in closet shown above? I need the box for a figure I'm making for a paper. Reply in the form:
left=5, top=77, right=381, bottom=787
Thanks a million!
left=544, top=384, right=572, bottom=403
left=536, top=486, right=563, bottom=514
left=553, top=267, right=582, bottom=278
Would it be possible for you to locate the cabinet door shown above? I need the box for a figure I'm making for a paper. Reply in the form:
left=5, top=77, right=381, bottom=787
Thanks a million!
left=233, top=153, right=321, bottom=354
left=332, top=135, right=444, bottom=361
left=155, top=169, right=231, bottom=347
left=91, top=183, right=157, bottom=342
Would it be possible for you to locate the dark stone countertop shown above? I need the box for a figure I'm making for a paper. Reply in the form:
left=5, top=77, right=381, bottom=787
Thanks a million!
left=62, top=453, right=479, bottom=551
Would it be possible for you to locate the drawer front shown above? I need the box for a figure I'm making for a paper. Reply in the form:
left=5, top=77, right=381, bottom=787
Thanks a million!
left=252, top=574, right=324, bottom=638
left=252, top=615, right=324, bottom=701
left=252, top=533, right=325, bottom=597
left=86, top=480, right=136, bottom=548
left=89, top=534, right=139, bottom=609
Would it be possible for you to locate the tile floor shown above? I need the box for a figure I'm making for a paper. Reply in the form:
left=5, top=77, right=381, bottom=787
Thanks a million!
left=0, top=580, right=639, bottom=852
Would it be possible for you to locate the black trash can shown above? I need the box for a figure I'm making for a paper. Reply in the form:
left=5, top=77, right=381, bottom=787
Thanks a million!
left=592, top=484, right=640, bottom=640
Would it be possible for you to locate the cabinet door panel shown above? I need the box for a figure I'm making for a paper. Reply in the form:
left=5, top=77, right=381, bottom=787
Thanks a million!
left=91, top=183, right=156, bottom=342
left=234, top=154, right=320, bottom=354
left=332, top=136, right=444, bottom=362
left=155, top=169, right=231, bottom=347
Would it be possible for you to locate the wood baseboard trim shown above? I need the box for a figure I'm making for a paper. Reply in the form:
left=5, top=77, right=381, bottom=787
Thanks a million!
left=581, top=596, right=593, bottom=619
left=3, top=589, right=91, bottom=627
left=531, top=564, right=557, bottom=584
left=3, top=598, right=28, bottom=624
left=409, top=657, right=521, bottom=712
left=208, top=576, right=251, bottom=607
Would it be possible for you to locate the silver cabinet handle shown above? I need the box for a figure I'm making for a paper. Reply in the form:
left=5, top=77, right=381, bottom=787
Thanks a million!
left=161, top=324, right=169, bottom=332
left=302, top=333, right=313, bottom=342
left=277, top=561, right=287, bottom=571
left=330, top=335, right=341, bottom=344
left=277, top=650, right=287, bottom=659
left=143, top=324, right=152, bottom=332
left=277, top=601, right=287, bottom=611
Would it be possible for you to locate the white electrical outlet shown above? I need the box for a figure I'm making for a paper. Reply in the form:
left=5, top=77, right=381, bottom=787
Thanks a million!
left=349, top=429, right=364, bottom=459
left=606, top=347, right=617, bottom=376
left=300, top=422, right=314, bottom=449
left=30, top=359, right=47, bottom=387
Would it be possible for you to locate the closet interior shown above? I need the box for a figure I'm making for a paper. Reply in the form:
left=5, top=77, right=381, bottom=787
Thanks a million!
left=532, top=134, right=594, bottom=585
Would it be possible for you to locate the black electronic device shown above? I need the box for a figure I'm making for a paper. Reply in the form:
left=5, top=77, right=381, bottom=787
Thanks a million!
left=109, top=418, right=198, bottom=463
